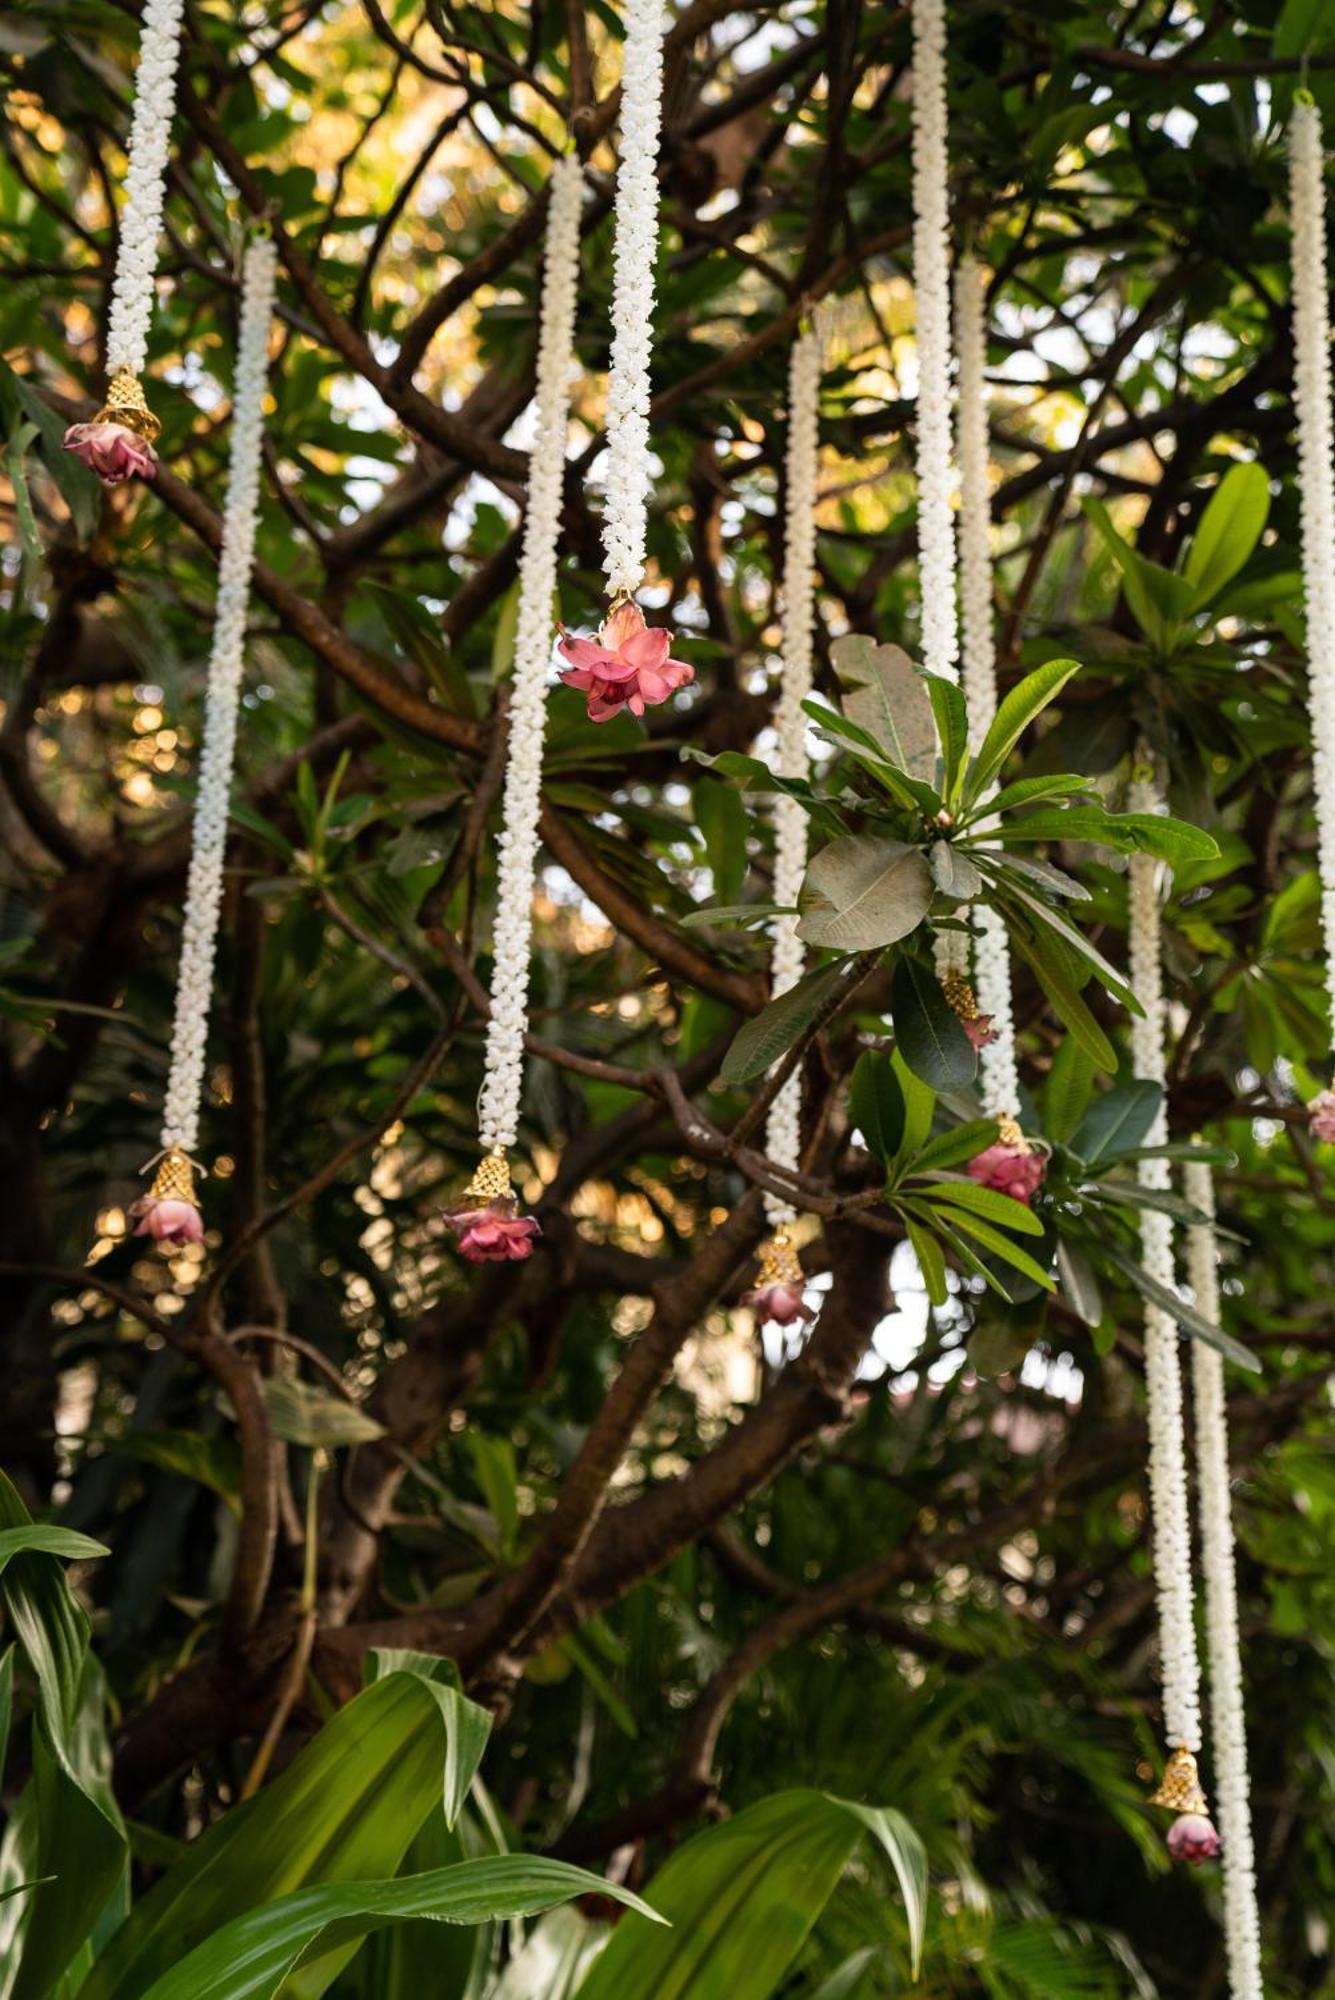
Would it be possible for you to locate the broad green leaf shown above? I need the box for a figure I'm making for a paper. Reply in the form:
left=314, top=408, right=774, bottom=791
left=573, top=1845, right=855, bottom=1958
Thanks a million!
left=574, top=1790, right=925, bottom=2000
left=80, top=1665, right=493, bottom=2000
left=892, top=955, right=978, bottom=1091
left=0, top=1526, right=109, bottom=1576
left=1070, top=1080, right=1164, bottom=1167
left=927, top=840, right=983, bottom=899
left=797, top=837, right=935, bottom=951
left=1184, top=461, right=1270, bottom=606
left=136, top=1858, right=658, bottom=2000
left=966, top=658, right=1080, bottom=798
left=1083, top=499, right=1197, bottom=655
left=720, top=960, right=852, bottom=1085
left=832, top=635, right=938, bottom=780
left=1056, top=1237, right=1103, bottom=1327
left=849, top=1049, right=905, bottom=1164
left=259, top=1377, right=386, bottom=1448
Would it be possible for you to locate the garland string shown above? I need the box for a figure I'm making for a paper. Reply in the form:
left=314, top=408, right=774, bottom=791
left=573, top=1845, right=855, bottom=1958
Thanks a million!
left=1184, top=1161, right=1264, bottom=1992
left=444, top=155, right=584, bottom=1262
left=1290, top=98, right=1335, bottom=1139
left=132, top=234, right=277, bottom=1245
left=64, top=0, right=186, bottom=483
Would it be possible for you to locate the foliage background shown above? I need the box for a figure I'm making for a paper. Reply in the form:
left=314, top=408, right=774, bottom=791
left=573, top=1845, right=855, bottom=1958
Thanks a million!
left=1, top=0, right=1334, bottom=1993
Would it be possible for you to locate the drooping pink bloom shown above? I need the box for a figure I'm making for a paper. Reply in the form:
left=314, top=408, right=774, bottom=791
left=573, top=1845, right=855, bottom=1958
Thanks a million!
left=130, top=1195, right=205, bottom=1247
left=63, top=421, right=158, bottom=486
left=966, top=1140, right=1046, bottom=1206
left=444, top=1197, right=541, bottom=1264
left=1166, top=1814, right=1222, bottom=1866
left=741, top=1280, right=815, bottom=1328
left=963, top=1013, right=998, bottom=1052
left=1307, top=1088, right=1335, bottom=1143
left=557, top=601, right=693, bottom=723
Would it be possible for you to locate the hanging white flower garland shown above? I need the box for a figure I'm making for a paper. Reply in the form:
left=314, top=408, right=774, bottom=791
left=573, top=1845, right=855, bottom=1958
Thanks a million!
left=445, top=155, right=585, bottom=1265
left=746, top=324, right=823, bottom=1328
left=64, top=0, right=186, bottom=486
left=909, top=0, right=959, bottom=692
left=1184, top=1162, right=1265, bottom=1992
left=1290, top=97, right=1335, bottom=1144
left=131, top=234, right=277, bottom=1248
left=555, top=0, right=692, bottom=727
left=1127, top=765, right=1213, bottom=1855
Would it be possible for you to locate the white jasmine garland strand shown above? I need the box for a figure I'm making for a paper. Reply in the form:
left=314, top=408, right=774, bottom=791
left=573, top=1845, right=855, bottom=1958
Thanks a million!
left=477, top=156, right=585, bottom=1156
left=910, top=0, right=959, bottom=688
left=105, top=0, right=187, bottom=380
left=1128, top=767, right=1202, bottom=1754
left=953, top=254, right=1020, bottom=1120
left=764, top=325, right=823, bottom=1226
left=601, top=0, right=667, bottom=600
left=1291, top=98, right=1335, bottom=1034
left=160, top=237, right=277, bottom=1155
left=1184, top=1160, right=1264, bottom=1998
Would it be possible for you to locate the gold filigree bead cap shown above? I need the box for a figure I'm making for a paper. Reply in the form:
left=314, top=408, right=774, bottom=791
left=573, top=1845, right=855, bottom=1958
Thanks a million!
left=941, top=968, right=980, bottom=1022
left=149, top=1147, right=198, bottom=1206
left=995, top=1111, right=1029, bottom=1153
left=1148, top=1745, right=1210, bottom=1815
left=756, top=1229, right=804, bottom=1290
left=95, top=366, right=162, bottom=444
left=462, top=1148, right=513, bottom=1204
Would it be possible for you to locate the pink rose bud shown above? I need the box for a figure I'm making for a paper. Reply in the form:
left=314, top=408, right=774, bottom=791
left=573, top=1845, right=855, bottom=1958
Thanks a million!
left=63, top=421, right=158, bottom=487
left=1307, top=1088, right=1335, bottom=1144
left=965, top=1139, right=1046, bottom=1205
left=130, top=1195, right=205, bottom=1247
left=557, top=601, right=693, bottom=723
left=741, top=1280, right=815, bottom=1328
left=1166, top=1814, right=1222, bottom=1866
left=443, top=1197, right=541, bottom=1264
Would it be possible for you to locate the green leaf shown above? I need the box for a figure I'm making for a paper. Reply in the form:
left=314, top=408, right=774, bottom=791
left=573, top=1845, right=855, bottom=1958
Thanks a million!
left=918, top=1176, right=1045, bottom=1236
left=906, top=1119, right=999, bottom=1175
left=927, top=840, right=983, bottom=899
left=80, top=1666, right=493, bottom=2000
left=136, top=1858, right=658, bottom=2000
left=832, top=635, right=938, bottom=781
left=1044, top=1035, right=1098, bottom=1142
left=1008, top=928, right=1118, bottom=1070
left=965, top=658, right=1080, bottom=799
left=849, top=1049, right=905, bottom=1164
left=1098, top=1242, right=1260, bottom=1373
left=1056, top=1237, right=1103, bottom=1327
left=891, top=955, right=977, bottom=1092
left=258, top=1378, right=386, bottom=1449
left=721, top=960, right=852, bottom=1086
left=0, top=1527, right=109, bottom=1576
left=574, top=1790, right=925, bottom=2000
left=1083, top=499, right=1197, bottom=655
left=1184, top=462, right=1270, bottom=606
left=929, top=1208, right=1056, bottom=1291
left=924, top=673, right=968, bottom=798
left=695, top=778, right=749, bottom=905
left=797, top=838, right=935, bottom=951
left=834, top=1801, right=927, bottom=1978
left=890, top=1049, right=936, bottom=1167
left=903, top=1214, right=951, bottom=1306
left=1070, top=1080, right=1164, bottom=1167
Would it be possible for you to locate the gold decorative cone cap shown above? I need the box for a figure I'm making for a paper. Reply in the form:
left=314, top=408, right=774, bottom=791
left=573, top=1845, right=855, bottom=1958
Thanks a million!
left=462, top=1148, right=512, bottom=1204
left=756, top=1229, right=803, bottom=1290
left=148, top=1148, right=198, bottom=1206
left=1149, top=1745, right=1209, bottom=1814
left=941, top=968, right=980, bottom=1022
left=95, top=366, right=161, bottom=444
left=996, top=1111, right=1029, bottom=1152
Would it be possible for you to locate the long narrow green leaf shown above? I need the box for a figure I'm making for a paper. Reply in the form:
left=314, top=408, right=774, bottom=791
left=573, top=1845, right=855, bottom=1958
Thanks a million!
left=721, top=960, right=853, bottom=1086
left=965, top=658, right=1080, bottom=799
left=1099, top=1241, right=1260, bottom=1373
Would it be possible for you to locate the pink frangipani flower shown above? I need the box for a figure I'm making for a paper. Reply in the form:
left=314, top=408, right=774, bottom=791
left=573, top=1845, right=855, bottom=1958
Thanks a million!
left=741, top=1280, right=815, bottom=1328
left=557, top=601, right=692, bottom=723
left=966, top=1139, right=1046, bottom=1206
left=963, top=1013, right=998, bottom=1052
left=63, top=421, right=158, bottom=487
left=130, top=1195, right=205, bottom=1247
left=444, top=1197, right=541, bottom=1264
left=1166, top=1814, right=1222, bottom=1866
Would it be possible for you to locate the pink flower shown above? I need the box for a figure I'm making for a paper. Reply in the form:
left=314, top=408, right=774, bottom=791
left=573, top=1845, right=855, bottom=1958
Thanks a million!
left=1308, top=1088, right=1335, bottom=1143
left=130, top=1195, right=204, bottom=1247
left=1167, top=1814, right=1222, bottom=1866
left=63, top=421, right=158, bottom=486
left=557, top=601, right=693, bottom=723
left=963, top=1013, right=998, bottom=1052
left=444, top=1198, right=541, bottom=1264
left=741, top=1280, right=815, bottom=1328
left=966, top=1140, right=1046, bottom=1205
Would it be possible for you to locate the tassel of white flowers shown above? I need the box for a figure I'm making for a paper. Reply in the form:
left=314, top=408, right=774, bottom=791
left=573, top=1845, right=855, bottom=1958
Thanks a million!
left=1184, top=1161, right=1265, bottom=1997
left=763, top=324, right=823, bottom=1231
left=1291, top=99, right=1335, bottom=1141
left=601, top=0, right=667, bottom=601
left=1128, top=764, right=1204, bottom=1766
left=105, top=0, right=187, bottom=382
left=954, top=253, right=1021, bottom=1122
left=147, top=236, right=275, bottom=1218
left=476, top=155, right=584, bottom=1161
left=910, top=0, right=958, bottom=691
